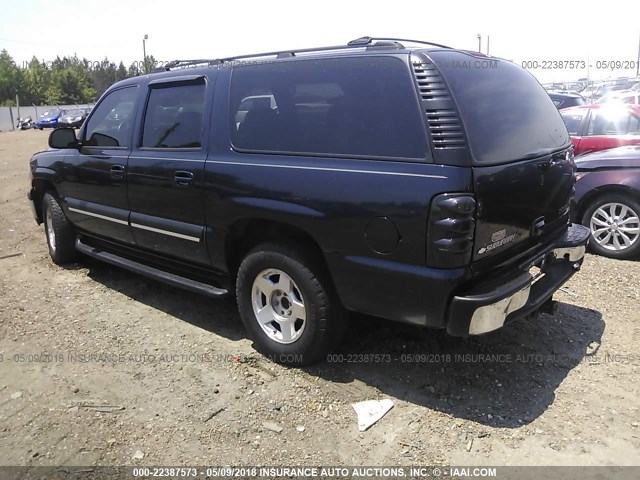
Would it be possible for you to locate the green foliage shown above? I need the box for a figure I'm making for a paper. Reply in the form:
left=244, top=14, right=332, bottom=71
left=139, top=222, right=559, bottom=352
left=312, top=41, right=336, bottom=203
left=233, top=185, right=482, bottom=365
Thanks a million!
left=0, top=49, right=144, bottom=106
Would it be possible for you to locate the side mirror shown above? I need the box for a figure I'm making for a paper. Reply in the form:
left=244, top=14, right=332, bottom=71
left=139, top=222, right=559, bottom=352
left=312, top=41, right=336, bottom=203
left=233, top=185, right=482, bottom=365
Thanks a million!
left=49, top=127, right=78, bottom=149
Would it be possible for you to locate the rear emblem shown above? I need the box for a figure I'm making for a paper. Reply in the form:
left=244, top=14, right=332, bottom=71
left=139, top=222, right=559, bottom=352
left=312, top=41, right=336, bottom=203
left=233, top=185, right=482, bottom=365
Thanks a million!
left=491, top=229, right=506, bottom=242
left=477, top=229, right=518, bottom=255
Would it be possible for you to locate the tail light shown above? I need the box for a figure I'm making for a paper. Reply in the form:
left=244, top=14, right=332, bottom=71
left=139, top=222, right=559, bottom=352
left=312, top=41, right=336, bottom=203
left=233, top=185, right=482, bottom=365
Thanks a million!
left=427, top=193, right=476, bottom=268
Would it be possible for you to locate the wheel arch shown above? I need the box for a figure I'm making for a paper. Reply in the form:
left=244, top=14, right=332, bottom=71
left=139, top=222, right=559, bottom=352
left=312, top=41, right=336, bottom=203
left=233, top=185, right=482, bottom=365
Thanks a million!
left=31, top=177, right=58, bottom=224
left=577, top=184, right=640, bottom=223
left=225, top=218, right=330, bottom=280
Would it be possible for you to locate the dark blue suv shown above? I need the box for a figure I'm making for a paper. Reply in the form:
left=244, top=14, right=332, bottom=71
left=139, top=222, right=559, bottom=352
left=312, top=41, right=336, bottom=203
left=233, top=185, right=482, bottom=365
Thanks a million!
left=28, top=37, right=589, bottom=365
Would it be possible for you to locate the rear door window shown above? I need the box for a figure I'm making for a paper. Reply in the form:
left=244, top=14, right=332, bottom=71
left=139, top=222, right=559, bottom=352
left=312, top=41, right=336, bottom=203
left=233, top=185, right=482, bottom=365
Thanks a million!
left=228, top=56, right=428, bottom=160
left=142, top=80, right=206, bottom=148
left=587, top=109, right=632, bottom=135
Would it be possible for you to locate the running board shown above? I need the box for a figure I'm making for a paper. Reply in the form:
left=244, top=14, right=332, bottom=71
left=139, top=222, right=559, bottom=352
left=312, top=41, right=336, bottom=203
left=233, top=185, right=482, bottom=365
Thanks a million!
left=75, top=238, right=228, bottom=297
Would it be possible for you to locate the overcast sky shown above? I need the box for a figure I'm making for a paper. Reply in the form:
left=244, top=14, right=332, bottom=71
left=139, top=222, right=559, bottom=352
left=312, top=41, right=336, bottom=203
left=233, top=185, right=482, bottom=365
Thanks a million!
left=1, top=0, right=639, bottom=84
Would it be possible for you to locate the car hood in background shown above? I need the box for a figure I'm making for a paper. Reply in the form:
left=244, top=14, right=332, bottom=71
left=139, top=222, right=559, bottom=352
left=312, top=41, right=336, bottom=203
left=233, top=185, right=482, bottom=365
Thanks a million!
left=575, top=146, right=640, bottom=170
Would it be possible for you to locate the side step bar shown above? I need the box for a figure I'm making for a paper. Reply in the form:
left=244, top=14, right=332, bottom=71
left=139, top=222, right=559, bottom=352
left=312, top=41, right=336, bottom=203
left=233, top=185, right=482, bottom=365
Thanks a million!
left=75, top=238, right=228, bottom=298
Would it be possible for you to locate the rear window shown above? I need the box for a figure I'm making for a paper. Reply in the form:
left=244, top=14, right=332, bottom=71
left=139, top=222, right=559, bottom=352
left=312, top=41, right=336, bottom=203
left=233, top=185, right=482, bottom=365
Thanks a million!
left=430, top=51, right=570, bottom=164
left=229, top=56, right=428, bottom=160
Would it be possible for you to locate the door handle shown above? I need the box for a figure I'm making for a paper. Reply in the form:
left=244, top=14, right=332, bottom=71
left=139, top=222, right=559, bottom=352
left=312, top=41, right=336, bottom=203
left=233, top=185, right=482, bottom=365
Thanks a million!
left=110, top=164, right=125, bottom=178
left=174, top=170, right=194, bottom=186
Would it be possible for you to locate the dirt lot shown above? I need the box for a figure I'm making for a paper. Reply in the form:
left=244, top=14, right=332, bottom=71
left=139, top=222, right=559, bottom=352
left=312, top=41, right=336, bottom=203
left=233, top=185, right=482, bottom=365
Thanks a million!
left=0, top=129, right=639, bottom=468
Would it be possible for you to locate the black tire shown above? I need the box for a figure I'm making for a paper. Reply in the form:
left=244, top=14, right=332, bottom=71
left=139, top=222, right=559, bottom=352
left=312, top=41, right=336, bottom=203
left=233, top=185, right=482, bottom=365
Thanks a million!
left=581, top=193, right=640, bottom=260
left=42, top=192, right=79, bottom=265
left=236, top=242, right=347, bottom=366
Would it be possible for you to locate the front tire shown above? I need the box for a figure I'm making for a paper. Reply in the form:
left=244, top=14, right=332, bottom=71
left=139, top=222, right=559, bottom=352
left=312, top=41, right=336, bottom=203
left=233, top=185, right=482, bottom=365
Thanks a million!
left=236, top=242, right=347, bottom=366
left=582, top=193, right=640, bottom=259
left=42, top=193, right=79, bottom=265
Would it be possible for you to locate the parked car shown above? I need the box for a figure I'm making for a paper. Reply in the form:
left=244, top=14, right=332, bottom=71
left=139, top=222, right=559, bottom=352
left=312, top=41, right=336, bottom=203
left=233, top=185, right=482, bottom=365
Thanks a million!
left=36, top=108, right=66, bottom=129
left=548, top=92, right=585, bottom=110
left=573, top=145, right=640, bottom=259
left=560, top=104, right=640, bottom=155
left=595, top=90, right=640, bottom=105
left=28, top=37, right=589, bottom=365
left=57, top=108, right=91, bottom=128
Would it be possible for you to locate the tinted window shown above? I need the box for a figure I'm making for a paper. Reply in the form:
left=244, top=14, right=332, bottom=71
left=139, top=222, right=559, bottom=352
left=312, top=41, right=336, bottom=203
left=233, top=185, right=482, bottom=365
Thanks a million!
left=229, top=57, right=427, bottom=160
left=84, top=87, right=138, bottom=147
left=588, top=109, right=630, bottom=135
left=430, top=51, right=570, bottom=164
left=561, top=111, right=586, bottom=135
left=629, top=115, right=640, bottom=134
left=142, top=81, right=206, bottom=148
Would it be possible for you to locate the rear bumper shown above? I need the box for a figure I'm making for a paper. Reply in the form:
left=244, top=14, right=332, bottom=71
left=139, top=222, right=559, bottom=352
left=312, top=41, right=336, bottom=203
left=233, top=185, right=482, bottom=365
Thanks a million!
left=446, top=223, right=589, bottom=336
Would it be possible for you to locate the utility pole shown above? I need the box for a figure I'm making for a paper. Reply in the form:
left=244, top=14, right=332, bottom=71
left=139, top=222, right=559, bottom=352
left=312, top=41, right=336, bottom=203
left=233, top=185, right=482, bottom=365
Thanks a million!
left=143, top=34, right=148, bottom=73
left=477, top=34, right=481, bottom=53
left=636, top=32, right=640, bottom=78
left=487, top=35, right=490, bottom=55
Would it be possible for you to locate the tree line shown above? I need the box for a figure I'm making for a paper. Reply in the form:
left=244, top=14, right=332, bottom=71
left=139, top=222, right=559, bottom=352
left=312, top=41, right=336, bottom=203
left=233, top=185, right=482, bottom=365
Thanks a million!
left=0, top=49, right=158, bottom=107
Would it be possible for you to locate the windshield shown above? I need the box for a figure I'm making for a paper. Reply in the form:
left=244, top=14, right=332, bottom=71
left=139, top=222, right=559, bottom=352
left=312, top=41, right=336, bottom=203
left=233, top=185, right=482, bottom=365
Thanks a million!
left=42, top=109, right=60, bottom=116
left=430, top=51, right=570, bottom=165
left=66, top=109, right=84, bottom=116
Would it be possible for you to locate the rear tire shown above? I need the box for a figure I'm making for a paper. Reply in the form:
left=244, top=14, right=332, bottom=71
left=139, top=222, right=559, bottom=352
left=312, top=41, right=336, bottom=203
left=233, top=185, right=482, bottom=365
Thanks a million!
left=236, top=242, right=347, bottom=366
left=582, top=193, right=640, bottom=260
left=42, top=192, right=79, bottom=265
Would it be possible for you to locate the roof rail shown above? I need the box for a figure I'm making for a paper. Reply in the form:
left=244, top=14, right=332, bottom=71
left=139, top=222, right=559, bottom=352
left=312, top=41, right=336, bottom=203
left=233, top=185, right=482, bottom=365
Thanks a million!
left=153, top=36, right=452, bottom=73
left=347, top=36, right=453, bottom=49
left=151, top=59, right=219, bottom=72
left=216, top=43, right=365, bottom=63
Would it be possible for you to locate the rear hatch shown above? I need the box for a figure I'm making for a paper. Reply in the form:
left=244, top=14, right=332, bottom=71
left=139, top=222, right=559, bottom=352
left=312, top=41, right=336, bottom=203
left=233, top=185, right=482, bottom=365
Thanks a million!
left=427, top=51, right=574, bottom=270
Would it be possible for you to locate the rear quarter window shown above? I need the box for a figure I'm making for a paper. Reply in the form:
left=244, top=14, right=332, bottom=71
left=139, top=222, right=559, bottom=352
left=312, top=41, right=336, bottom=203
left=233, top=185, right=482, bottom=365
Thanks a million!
left=228, top=56, right=428, bottom=160
left=430, top=51, right=570, bottom=164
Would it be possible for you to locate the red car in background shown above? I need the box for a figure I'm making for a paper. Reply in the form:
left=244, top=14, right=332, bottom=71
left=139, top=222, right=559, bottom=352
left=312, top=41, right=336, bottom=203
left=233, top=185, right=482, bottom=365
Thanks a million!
left=560, top=104, right=640, bottom=155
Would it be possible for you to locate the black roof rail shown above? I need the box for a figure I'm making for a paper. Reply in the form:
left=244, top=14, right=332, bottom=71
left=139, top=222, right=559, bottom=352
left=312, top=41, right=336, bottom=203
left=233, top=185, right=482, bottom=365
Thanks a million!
left=152, top=37, right=452, bottom=73
left=151, top=59, right=219, bottom=72
left=348, top=36, right=453, bottom=49
left=216, top=43, right=365, bottom=63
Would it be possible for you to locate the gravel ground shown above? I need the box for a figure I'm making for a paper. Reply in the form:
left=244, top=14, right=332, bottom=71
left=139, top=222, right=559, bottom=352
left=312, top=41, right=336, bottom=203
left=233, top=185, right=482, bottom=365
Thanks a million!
left=0, top=130, right=639, bottom=468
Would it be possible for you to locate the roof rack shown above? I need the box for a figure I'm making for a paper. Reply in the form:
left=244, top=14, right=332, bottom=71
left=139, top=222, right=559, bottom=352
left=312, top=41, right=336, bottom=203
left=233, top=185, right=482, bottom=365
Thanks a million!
left=155, top=36, right=452, bottom=72
left=347, top=36, right=452, bottom=49
left=151, top=59, right=219, bottom=72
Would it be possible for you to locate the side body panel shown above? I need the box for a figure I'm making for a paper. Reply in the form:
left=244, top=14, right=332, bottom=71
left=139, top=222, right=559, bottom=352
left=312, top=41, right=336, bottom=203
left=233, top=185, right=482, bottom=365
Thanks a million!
left=202, top=67, right=473, bottom=327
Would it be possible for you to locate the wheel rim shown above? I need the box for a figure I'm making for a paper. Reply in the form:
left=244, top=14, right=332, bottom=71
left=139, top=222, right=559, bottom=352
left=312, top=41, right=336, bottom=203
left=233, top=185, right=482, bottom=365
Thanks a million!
left=45, top=205, right=56, bottom=252
left=590, top=202, right=640, bottom=251
left=251, top=268, right=306, bottom=344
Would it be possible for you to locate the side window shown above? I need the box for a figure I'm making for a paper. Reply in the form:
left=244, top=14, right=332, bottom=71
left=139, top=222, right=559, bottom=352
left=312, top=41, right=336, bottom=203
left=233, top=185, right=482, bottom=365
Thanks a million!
left=84, top=87, right=138, bottom=147
left=142, top=81, right=206, bottom=149
left=627, top=115, right=640, bottom=134
left=228, top=57, right=428, bottom=159
left=560, top=112, right=585, bottom=135
left=588, top=110, right=629, bottom=136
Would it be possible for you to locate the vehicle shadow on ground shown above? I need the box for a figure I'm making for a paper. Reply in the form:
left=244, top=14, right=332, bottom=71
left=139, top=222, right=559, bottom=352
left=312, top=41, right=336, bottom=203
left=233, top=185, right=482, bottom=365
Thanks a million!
left=75, top=259, right=604, bottom=428
left=77, top=258, right=246, bottom=342
left=306, top=302, right=604, bottom=428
